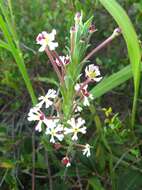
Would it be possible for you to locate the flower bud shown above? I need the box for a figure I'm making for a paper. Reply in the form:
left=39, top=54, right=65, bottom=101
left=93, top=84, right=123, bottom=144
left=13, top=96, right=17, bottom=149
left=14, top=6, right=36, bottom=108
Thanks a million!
left=74, top=12, right=82, bottom=25
left=62, top=156, right=71, bottom=167
left=70, top=26, right=76, bottom=33
left=89, top=24, right=97, bottom=33
left=112, top=28, right=121, bottom=37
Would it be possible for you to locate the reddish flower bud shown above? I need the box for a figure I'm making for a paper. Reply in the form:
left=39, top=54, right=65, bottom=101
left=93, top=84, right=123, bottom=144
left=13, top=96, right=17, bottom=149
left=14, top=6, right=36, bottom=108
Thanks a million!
left=89, top=24, right=97, bottom=33
left=81, top=88, right=90, bottom=97
left=62, top=156, right=71, bottom=167
left=39, top=113, right=45, bottom=120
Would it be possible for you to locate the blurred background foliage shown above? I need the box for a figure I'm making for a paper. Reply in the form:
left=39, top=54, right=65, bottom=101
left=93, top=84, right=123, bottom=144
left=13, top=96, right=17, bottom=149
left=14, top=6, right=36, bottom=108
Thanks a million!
left=0, top=0, right=142, bottom=189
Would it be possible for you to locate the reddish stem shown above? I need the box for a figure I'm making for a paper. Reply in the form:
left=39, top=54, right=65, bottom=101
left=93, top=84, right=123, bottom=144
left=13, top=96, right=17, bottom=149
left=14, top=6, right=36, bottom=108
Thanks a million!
left=52, top=51, right=65, bottom=77
left=45, top=48, right=64, bottom=84
left=82, top=28, right=121, bottom=64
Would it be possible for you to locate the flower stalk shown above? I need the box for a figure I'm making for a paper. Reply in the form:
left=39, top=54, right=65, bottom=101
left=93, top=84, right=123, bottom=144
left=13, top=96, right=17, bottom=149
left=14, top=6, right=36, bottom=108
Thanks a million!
left=82, top=28, right=121, bottom=64
left=45, top=48, right=64, bottom=84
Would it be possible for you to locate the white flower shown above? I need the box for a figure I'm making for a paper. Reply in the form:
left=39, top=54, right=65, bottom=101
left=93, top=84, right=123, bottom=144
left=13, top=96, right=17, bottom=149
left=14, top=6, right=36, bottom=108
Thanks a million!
left=37, top=89, right=57, bottom=108
left=27, top=107, right=46, bottom=132
left=83, top=94, right=94, bottom=106
left=82, top=144, right=91, bottom=157
left=73, top=101, right=83, bottom=113
left=75, top=83, right=94, bottom=106
left=85, top=64, right=102, bottom=82
left=64, top=117, right=86, bottom=141
left=36, top=29, right=58, bottom=52
left=55, top=55, right=70, bottom=67
left=74, top=83, right=81, bottom=91
left=75, top=105, right=83, bottom=113
left=45, top=120, right=64, bottom=143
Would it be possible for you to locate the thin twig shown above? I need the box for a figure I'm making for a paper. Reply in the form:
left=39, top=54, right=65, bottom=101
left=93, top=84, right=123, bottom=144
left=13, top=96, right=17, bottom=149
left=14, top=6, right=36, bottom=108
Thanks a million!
left=45, top=151, right=53, bottom=190
left=76, top=166, right=83, bottom=190
left=0, top=170, right=8, bottom=187
left=20, top=43, right=36, bottom=54
left=22, top=171, right=48, bottom=179
left=113, top=141, right=142, bottom=171
left=32, top=131, right=35, bottom=190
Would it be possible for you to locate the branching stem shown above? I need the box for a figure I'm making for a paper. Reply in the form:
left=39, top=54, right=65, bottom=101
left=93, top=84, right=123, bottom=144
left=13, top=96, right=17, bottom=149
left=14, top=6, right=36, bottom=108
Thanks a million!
left=82, top=28, right=121, bottom=64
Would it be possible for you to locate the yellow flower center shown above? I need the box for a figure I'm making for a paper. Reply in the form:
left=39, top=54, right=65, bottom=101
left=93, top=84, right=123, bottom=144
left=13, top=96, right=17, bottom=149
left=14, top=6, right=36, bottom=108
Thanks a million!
left=87, top=71, right=96, bottom=79
left=51, top=129, right=55, bottom=136
left=45, top=36, right=50, bottom=44
left=73, top=127, right=79, bottom=133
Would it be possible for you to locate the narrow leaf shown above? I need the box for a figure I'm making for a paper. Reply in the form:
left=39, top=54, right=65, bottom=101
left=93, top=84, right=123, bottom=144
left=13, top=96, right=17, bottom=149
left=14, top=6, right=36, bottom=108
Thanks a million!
left=99, top=0, right=141, bottom=126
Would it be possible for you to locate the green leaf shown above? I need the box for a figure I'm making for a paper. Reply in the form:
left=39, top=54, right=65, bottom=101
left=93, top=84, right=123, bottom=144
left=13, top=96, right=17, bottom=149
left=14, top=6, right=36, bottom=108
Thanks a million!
left=99, top=0, right=141, bottom=89
left=0, top=2, right=37, bottom=105
left=0, top=39, right=10, bottom=50
left=88, top=177, right=105, bottom=190
left=91, top=64, right=142, bottom=99
left=98, top=0, right=141, bottom=126
left=117, top=169, right=142, bottom=190
left=34, top=76, right=58, bottom=87
left=0, top=160, right=15, bottom=168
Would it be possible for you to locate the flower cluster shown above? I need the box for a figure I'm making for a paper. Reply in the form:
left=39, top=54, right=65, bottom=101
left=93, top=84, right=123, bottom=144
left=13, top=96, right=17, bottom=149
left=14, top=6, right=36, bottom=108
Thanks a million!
left=28, top=12, right=105, bottom=167
left=28, top=89, right=91, bottom=167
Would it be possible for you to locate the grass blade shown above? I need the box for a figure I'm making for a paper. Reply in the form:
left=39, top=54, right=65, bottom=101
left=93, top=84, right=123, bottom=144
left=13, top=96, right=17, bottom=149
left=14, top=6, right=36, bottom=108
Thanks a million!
left=0, top=3, right=37, bottom=105
left=98, top=0, right=141, bottom=127
left=91, top=64, right=142, bottom=99
left=0, top=39, right=10, bottom=50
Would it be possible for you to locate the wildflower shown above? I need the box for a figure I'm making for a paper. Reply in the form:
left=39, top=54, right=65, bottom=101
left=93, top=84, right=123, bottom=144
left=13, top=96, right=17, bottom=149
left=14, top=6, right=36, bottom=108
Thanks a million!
left=27, top=107, right=46, bottom=132
left=82, top=144, right=91, bottom=157
left=102, top=107, right=112, bottom=117
left=37, top=89, right=57, bottom=108
left=75, top=105, right=83, bottom=113
left=75, top=83, right=94, bottom=106
left=85, top=64, right=102, bottom=82
left=55, top=55, right=70, bottom=67
left=64, top=117, right=86, bottom=141
left=62, top=156, right=71, bottom=167
left=45, top=120, right=64, bottom=143
left=74, top=12, right=82, bottom=26
left=36, top=29, right=58, bottom=52
left=73, top=101, right=83, bottom=113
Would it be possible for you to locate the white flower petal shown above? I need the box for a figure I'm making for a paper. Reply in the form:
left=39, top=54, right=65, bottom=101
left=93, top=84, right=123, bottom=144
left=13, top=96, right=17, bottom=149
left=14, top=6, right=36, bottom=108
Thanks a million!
left=67, top=118, right=76, bottom=127
left=39, top=44, right=46, bottom=52
left=82, top=144, right=91, bottom=157
left=74, top=83, right=80, bottom=91
left=35, top=120, right=42, bottom=132
left=94, top=77, right=103, bottom=82
left=72, top=133, right=78, bottom=141
left=79, top=126, right=86, bottom=134
left=55, top=134, right=64, bottom=141
left=77, top=118, right=85, bottom=127
left=48, top=42, right=58, bottom=51
left=50, top=135, right=55, bottom=143
left=64, top=127, right=73, bottom=134
left=83, top=96, right=90, bottom=106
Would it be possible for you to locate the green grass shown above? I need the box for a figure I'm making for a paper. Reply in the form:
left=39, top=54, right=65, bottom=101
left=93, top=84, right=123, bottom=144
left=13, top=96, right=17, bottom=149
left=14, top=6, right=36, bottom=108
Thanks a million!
left=95, top=0, right=141, bottom=127
left=0, top=0, right=37, bottom=105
